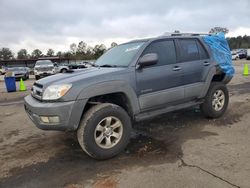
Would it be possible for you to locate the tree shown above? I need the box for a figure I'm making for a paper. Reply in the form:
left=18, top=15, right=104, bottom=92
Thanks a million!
left=227, top=35, right=250, bottom=49
left=111, top=42, right=118, bottom=48
left=46, top=49, right=55, bottom=56
left=17, top=49, right=28, bottom=59
left=93, top=44, right=106, bottom=59
left=56, top=51, right=63, bottom=57
left=31, top=49, right=43, bottom=58
left=64, top=51, right=71, bottom=59
left=70, top=43, right=77, bottom=55
left=0, top=48, right=14, bottom=60
left=77, top=41, right=87, bottom=54
left=85, top=46, right=94, bottom=59
left=209, top=27, right=229, bottom=34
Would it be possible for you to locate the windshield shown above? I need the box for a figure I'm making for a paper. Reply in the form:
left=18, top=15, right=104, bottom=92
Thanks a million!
left=95, top=42, right=145, bottom=67
left=7, top=67, right=25, bottom=71
left=35, top=60, right=53, bottom=66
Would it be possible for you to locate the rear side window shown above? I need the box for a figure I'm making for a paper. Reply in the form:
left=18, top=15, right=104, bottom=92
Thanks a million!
left=142, top=40, right=176, bottom=66
left=178, top=39, right=200, bottom=62
left=197, top=41, right=209, bottom=59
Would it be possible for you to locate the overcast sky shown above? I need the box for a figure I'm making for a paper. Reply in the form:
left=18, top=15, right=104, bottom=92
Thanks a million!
left=0, top=0, right=250, bottom=54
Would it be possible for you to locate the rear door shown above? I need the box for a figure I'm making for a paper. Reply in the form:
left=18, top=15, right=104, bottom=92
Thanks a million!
left=176, top=38, right=210, bottom=100
left=136, top=39, right=184, bottom=111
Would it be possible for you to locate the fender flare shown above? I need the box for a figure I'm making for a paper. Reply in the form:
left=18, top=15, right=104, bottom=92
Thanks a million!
left=77, top=80, right=140, bottom=115
left=199, top=66, right=216, bottom=98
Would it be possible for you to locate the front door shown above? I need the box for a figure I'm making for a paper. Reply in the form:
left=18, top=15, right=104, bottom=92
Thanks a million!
left=136, top=39, right=184, bottom=111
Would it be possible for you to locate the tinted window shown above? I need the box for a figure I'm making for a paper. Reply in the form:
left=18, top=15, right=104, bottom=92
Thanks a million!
left=7, top=67, right=25, bottom=71
left=197, top=41, right=209, bottom=59
left=35, top=60, right=53, bottom=66
left=142, top=40, right=176, bottom=66
left=179, top=39, right=199, bottom=61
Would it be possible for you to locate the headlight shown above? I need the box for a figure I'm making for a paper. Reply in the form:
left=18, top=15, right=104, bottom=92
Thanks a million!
left=42, top=84, right=72, bottom=100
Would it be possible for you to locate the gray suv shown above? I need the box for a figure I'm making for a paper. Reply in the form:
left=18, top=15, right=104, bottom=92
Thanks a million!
left=24, top=34, right=232, bottom=159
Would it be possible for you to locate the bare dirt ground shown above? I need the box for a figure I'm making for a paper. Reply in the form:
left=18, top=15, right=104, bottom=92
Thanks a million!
left=0, top=60, right=250, bottom=188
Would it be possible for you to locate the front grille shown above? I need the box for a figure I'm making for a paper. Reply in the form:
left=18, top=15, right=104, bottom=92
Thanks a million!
left=32, top=83, right=43, bottom=100
left=36, top=67, right=53, bottom=72
left=34, top=82, right=43, bottom=89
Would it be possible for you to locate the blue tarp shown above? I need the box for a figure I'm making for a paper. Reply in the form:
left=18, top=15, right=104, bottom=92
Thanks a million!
left=202, top=32, right=235, bottom=77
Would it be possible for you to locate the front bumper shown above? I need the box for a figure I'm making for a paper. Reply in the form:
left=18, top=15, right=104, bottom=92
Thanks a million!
left=15, top=74, right=25, bottom=79
left=35, top=72, right=54, bottom=77
left=24, top=95, right=87, bottom=131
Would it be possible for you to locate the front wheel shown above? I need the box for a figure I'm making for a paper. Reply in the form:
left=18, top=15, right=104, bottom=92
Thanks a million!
left=201, top=82, right=229, bottom=118
left=77, top=103, right=132, bottom=160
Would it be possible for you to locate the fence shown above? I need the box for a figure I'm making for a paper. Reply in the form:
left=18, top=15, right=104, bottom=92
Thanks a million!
left=0, top=57, right=93, bottom=68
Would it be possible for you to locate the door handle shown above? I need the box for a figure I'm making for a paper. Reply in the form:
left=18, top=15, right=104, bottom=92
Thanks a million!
left=173, top=66, right=181, bottom=71
left=204, top=61, right=210, bottom=66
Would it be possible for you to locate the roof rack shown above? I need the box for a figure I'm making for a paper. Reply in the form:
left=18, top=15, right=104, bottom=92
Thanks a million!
left=162, top=32, right=211, bottom=37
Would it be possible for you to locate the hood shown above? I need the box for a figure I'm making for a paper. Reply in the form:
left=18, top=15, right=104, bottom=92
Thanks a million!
left=36, top=67, right=126, bottom=88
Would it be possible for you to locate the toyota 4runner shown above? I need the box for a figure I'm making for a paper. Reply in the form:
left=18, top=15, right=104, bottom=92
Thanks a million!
left=34, top=60, right=55, bottom=80
left=24, top=33, right=233, bottom=159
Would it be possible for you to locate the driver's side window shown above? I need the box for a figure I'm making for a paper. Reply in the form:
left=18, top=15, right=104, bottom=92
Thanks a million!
left=142, top=40, right=177, bottom=67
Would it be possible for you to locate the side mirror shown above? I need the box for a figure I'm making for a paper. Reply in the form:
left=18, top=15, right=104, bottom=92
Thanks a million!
left=137, top=53, right=158, bottom=68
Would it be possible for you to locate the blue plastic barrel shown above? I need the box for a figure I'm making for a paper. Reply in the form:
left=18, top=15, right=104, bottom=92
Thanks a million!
left=4, top=77, right=16, bottom=92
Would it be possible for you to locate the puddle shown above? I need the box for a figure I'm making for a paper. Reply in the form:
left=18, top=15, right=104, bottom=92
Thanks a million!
left=126, top=133, right=169, bottom=157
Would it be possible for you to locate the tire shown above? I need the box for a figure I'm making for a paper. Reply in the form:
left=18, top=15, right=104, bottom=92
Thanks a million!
left=35, top=75, right=40, bottom=80
left=77, top=103, right=132, bottom=160
left=23, top=75, right=27, bottom=80
left=61, top=69, right=67, bottom=73
left=201, top=82, right=229, bottom=118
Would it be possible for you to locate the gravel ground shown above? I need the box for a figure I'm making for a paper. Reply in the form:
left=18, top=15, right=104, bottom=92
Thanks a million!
left=0, top=60, right=250, bottom=188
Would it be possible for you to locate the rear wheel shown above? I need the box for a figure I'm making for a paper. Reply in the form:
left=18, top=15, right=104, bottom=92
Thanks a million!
left=61, top=69, right=67, bottom=73
left=77, top=103, right=132, bottom=160
left=35, top=75, right=40, bottom=80
left=201, top=82, right=229, bottom=118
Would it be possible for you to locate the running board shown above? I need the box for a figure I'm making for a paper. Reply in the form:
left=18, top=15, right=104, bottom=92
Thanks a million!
left=134, top=101, right=202, bottom=122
